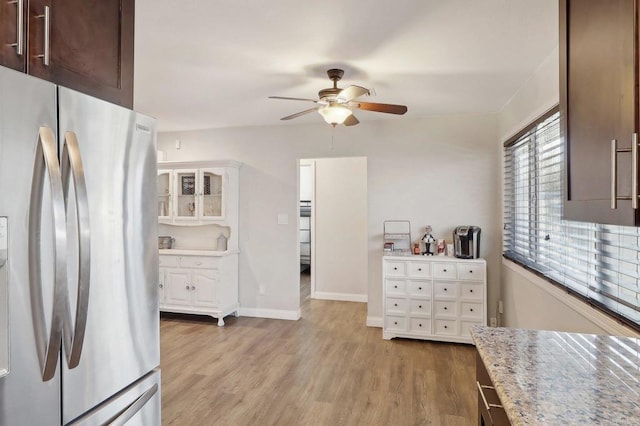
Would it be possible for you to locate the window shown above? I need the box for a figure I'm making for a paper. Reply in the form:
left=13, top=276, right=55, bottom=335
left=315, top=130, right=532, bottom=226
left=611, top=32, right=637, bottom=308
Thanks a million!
left=503, top=109, right=640, bottom=330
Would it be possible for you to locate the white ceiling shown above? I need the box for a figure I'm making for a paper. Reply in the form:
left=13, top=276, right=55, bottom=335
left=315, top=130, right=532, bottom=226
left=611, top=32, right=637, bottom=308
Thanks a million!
left=134, top=0, right=558, bottom=132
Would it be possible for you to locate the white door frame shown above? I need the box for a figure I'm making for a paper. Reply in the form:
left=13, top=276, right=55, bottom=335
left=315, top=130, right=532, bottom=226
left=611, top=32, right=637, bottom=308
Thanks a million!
left=299, top=159, right=316, bottom=297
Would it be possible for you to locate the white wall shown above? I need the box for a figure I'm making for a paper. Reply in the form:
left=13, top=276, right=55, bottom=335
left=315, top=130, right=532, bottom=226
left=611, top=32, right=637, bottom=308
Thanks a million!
left=312, top=157, right=368, bottom=302
left=158, top=113, right=500, bottom=323
left=498, top=46, right=639, bottom=337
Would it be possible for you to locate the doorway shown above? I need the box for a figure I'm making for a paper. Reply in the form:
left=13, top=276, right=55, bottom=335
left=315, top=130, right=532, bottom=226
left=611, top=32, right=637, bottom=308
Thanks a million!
left=298, top=157, right=368, bottom=303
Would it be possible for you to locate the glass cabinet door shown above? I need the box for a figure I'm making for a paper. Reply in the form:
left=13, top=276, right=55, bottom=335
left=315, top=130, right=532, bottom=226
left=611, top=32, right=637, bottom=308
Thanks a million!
left=157, top=170, right=172, bottom=219
left=200, top=169, right=224, bottom=219
left=175, top=169, right=198, bottom=219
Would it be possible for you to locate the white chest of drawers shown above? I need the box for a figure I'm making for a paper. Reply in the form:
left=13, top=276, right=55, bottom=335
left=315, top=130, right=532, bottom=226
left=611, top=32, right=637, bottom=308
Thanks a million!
left=383, top=255, right=486, bottom=344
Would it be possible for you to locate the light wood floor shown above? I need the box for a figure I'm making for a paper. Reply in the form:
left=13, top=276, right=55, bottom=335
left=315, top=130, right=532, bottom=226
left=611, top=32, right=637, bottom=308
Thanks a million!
left=160, top=272, right=477, bottom=425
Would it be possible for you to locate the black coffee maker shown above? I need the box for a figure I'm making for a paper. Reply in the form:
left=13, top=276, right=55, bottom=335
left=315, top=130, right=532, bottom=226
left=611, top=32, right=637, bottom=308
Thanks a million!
left=453, top=226, right=481, bottom=259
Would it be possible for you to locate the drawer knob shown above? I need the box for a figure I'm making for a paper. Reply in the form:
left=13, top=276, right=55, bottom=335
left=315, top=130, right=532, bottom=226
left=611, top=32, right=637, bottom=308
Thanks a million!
left=394, top=321, right=398, bottom=325
left=469, top=270, right=473, bottom=273
left=394, top=303, right=398, bottom=307
left=394, top=285, right=398, bottom=289
left=418, top=287, right=422, bottom=290
left=444, top=307, right=448, bottom=310
left=393, top=267, right=398, bottom=270
left=192, top=286, right=196, bottom=290
left=418, top=305, right=422, bottom=309
left=418, top=268, right=422, bottom=271
left=418, top=323, right=422, bottom=327
left=470, top=308, right=474, bottom=312
left=443, top=269, right=447, bottom=272
left=470, top=289, right=473, bottom=293
left=185, top=285, right=190, bottom=290
left=444, top=325, right=448, bottom=329
left=159, top=284, right=163, bottom=288
left=444, top=288, right=448, bottom=292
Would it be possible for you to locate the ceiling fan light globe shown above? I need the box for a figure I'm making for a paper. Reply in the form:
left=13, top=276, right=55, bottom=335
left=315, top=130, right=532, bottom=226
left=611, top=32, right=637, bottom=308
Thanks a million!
left=318, top=105, right=352, bottom=126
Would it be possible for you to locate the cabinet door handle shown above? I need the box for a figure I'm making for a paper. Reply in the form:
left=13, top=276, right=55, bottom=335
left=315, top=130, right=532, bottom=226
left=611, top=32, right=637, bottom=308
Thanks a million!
left=185, top=285, right=190, bottom=290
left=476, top=381, right=503, bottom=412
left=634, top=133, right=638, bottom=210
left=8, top=0, right=24, bottom=55
left=35, top=5, right=50, bottom=66
left=159, top=284, right=163, bottom=288
left=611, top=135, right=640, bottom=209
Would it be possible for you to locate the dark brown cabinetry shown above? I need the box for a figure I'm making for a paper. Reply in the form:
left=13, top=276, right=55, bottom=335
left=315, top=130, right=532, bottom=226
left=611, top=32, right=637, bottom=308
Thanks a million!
left=0, top=0, right=133, bottom=107
left=560, top=0, right=640, bottom=226
left=476, top=352, right=510, bottom=426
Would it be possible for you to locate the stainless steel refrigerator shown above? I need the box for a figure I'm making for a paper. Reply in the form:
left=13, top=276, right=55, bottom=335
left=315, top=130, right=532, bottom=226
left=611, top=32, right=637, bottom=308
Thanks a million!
left=0, top=66, right=160, bottom=424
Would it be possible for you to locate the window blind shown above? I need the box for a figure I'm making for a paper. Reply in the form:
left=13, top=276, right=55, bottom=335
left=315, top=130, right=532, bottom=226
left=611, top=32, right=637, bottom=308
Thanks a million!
left=503, top=110, right=640, bottom=329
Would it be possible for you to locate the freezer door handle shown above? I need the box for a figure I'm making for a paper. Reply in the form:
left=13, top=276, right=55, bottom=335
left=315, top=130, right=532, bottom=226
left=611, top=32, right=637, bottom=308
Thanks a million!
left=61, top=131, right=91, bottom=369
left=29, top=127, right=67, bottom=381
left=106, top=383, right=159, bottom=426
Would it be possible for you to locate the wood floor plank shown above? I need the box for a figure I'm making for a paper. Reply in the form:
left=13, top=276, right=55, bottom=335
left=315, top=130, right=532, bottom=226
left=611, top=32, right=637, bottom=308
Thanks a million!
left=160, top=272, right=477, bottom=425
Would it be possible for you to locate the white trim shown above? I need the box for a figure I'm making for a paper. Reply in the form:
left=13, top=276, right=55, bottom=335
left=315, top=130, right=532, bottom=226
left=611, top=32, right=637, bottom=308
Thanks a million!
left=366, top=316, right=383, bottom=328
left=503, top=258, right=639, bottom=337
left=312, top=292, right=367, bottom=303
left=238, top=307, right=301, bottom=321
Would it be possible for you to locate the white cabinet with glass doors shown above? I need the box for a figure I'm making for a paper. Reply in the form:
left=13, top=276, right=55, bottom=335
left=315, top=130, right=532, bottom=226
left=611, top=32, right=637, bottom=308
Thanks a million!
left=157, top=161, right=240, bottom=226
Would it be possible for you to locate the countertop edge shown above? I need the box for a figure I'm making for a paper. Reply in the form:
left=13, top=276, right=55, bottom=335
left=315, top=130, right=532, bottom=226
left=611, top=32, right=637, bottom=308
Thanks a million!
left=158, top=249, right=239, bottom=256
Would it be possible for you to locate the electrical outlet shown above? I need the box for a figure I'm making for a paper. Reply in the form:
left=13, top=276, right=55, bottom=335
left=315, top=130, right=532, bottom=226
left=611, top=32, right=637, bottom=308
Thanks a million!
left=490, top=317, right=497, bottom=327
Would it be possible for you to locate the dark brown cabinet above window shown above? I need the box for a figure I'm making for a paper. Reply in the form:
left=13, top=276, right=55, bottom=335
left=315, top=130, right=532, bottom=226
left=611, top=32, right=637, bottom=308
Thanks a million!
left=560, top=0, right=640, bottom=226
left=0, top=0, right=133, bottom=108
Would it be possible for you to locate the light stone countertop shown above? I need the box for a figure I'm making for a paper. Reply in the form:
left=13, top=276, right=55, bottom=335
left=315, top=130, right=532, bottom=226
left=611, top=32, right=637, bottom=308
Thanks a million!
left=471, top=326, right=640, bottom=425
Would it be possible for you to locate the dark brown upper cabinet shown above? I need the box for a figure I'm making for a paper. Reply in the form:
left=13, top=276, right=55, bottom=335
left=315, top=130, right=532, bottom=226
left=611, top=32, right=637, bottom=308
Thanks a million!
left=1, top=0, right=133, bottom=108
left=0, top=0, right=27, bottom=71
left=560, top=0, right=640, bottom=226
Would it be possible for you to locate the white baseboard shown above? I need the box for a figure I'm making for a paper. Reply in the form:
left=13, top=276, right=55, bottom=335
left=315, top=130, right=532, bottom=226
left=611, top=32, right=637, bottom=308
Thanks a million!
left=312, top=291, right=367, bottom=303
left=238, top=307, right=301, bottom=321
left=366, top=316, right=383, bottom=328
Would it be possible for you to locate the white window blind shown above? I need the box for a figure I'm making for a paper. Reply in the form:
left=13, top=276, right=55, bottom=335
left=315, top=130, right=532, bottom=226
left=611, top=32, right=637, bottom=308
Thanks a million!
left=503, top=110, right=640, bottom=329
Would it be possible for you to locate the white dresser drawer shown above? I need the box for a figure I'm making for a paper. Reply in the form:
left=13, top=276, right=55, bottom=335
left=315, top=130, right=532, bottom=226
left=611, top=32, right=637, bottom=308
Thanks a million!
left=386, top=261, right=406, bottom=277
left=460, top=283, right=483, bottom=300
left=434, top=301, right=457, bottom=318
left=407, top=262, right=430, bottom=278
left=180, top=256, right=219, bottom=269
left=433, top=262, right=457, bottom=279
left=460, top=302, right=483, bottom=320
left=434, top=319, right=457, bottom=335
left=407, top=281, right=430, bottom=297
left=385, top=315, right=406, bottom=331
left=434, top=282, right=458, bottom=299
left=386, top=297, right=407, bottom=314
left=159, top=255, right=179, bottom=268
left=409, top=300, right=431, bottom=316
left=457, top=263, right=485, bottom=281
left=385, top=280, right=405, bottom=295
left=410, top=318, right=430, bottom=334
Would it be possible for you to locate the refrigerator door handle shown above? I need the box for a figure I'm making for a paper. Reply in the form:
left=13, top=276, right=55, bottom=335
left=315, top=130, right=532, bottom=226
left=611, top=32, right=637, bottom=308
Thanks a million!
left=60, top=131, right=91, bottom=369
left=28, top=126, right=67, bottom=381
left=106, top=383, right=159, bottom=426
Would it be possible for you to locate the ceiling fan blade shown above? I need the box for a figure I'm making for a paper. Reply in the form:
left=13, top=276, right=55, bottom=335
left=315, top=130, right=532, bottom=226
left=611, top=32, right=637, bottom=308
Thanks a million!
left=280, top=107, right=319, bottom=120
left=356, top=101, right=408, bottom=115
left=344, top=114, right=359, bottom=126
left=337, top=85, right=370, bottom=102
left=269, top=96, right=319, bottom=103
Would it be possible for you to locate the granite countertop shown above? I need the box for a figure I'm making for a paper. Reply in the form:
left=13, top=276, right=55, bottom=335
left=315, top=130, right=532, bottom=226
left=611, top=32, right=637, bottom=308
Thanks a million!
left=471, top=326, right=640, bottom=425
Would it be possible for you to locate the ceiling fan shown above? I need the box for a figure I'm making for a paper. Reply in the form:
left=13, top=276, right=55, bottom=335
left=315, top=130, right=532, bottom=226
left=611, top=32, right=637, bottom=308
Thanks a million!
left=269, top=69, right=408, bottom=127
